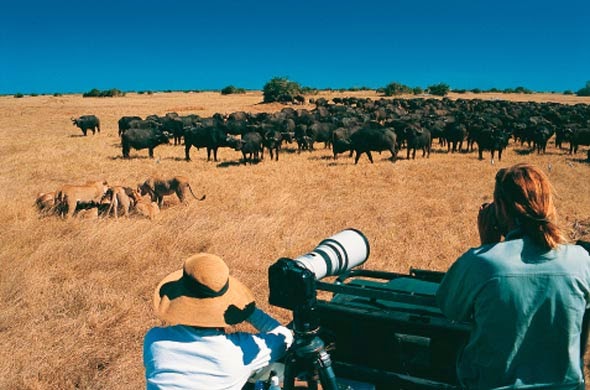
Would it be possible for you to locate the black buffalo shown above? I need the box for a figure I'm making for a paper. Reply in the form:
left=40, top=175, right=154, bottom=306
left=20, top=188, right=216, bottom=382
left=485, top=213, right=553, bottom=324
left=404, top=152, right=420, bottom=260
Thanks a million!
left=443, top=121, right=467, bottom=153
left=72, top=115, right=100, bottom=136
left=158, top=115, right=185, bottom=145
left=263, top=130, right=283, bottom=161
left=121, top=128, right=169, bottom=158
left=404, top=126, right=432, bottom=159
left=129, top=119, right=163, bottom=131
left=332, top=126, right=360, bottom=160
left=475, top=129, right=510, bottom=161
left=344, top=126, right=397, bottom=164
left=570, top=129, right=590, bottom=155
left=118, top=116, right=142, bottom=136
left=237, top=131, right=264, bottom=164
left=533, top=126, right=554, bottom=154
left=306, top=122, right=335, bottom=149
left=184, top=124, right=232, bottom=162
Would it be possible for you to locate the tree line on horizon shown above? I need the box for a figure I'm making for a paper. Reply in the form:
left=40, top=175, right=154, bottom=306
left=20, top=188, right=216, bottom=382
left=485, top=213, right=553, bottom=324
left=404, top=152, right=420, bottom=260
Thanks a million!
left=8, top=79, right=590, bottom=100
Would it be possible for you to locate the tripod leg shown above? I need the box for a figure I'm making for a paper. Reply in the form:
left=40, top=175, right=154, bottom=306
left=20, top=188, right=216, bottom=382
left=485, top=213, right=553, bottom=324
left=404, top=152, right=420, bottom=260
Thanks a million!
left=315, top=350, right=339, bottom=390
left=283, top=352, right=298, bottom=390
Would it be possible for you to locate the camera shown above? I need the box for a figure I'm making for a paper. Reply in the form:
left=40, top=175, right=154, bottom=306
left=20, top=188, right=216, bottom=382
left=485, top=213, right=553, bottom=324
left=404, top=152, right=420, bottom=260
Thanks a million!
left=269, top=229, right=471, bottom=389
left=268, top=228, right=369, bottom=312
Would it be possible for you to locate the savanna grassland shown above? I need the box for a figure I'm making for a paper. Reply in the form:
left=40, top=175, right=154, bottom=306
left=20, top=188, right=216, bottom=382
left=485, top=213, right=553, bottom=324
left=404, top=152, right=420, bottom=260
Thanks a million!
left=1, top=90, right=589, bottom=389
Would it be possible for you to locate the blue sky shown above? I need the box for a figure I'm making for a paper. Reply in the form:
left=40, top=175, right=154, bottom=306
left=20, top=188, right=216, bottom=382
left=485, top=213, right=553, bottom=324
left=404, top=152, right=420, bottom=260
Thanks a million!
left=1, top=0, right=588, bottom=94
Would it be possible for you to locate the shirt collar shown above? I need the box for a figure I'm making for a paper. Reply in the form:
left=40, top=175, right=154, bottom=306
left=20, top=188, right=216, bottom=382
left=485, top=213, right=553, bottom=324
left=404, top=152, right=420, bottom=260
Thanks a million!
left=504, top=227, right=524, bottom=241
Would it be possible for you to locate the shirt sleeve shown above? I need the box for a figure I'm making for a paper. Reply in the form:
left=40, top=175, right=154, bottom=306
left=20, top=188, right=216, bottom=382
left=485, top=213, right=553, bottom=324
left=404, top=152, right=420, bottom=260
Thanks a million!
left=247, top=308, right=283, bottom=332
left=436, top=249, right=488, bottom=322
left=232, top=308, right=293, bottom=372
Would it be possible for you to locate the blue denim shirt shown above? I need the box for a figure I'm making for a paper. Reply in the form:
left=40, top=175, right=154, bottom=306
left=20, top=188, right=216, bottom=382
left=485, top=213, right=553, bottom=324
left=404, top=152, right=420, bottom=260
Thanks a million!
left=437, top=229, right=590, bottom=389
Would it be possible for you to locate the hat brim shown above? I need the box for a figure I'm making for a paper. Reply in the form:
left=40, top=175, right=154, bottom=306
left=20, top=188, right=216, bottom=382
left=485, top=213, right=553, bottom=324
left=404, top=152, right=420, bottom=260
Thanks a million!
left=153, top=269, right=255, bottom=327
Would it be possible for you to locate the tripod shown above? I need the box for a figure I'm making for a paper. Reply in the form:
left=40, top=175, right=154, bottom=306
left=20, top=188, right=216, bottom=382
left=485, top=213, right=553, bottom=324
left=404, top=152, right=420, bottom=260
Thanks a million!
left=282, top=306, right=339, bottom=390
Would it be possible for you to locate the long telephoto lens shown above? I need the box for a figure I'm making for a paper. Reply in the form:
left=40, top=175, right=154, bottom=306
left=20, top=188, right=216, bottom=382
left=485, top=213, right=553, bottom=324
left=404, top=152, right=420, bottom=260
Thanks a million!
left=293, top=228, right=370, bottom=280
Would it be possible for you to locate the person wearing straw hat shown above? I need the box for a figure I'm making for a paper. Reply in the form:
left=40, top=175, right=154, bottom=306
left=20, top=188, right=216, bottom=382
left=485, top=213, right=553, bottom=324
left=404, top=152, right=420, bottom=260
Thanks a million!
left=437, top=163, right=590, bottom=389
left=143, top=253, right=293, bottom=390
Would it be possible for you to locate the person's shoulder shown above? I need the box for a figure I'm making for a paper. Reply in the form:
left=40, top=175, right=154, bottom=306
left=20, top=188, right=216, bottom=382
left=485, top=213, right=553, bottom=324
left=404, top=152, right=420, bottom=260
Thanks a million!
left=568, top=242, right=590, bottom=257
left=459, top=242, right=508, bottom=265
left=144, top=325, right=192, bottom=344
left=559, top=243, right=590, bottom=269
left=455, top=240, right=522, bottom=275
left=144, top=326, right=169, bottom=343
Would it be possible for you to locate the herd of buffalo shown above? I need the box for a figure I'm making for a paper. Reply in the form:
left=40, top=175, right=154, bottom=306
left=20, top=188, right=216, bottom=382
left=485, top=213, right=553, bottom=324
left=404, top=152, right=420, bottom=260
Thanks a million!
left=71, top=96, right=590, bottom=164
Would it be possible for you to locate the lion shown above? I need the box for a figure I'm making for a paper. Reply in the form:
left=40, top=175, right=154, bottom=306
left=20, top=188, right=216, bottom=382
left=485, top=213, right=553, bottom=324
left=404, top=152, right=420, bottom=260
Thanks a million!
left=134, top=198, right=160, bottom=220
left=35, top=191, right=57, bottom=215
left=76, top=207, right=99, bottom=220
left=55, top=180, right=109, bottom=218
left=138, top=176, right=205, bottom=208
left=102, top=186, right=141, bottom=218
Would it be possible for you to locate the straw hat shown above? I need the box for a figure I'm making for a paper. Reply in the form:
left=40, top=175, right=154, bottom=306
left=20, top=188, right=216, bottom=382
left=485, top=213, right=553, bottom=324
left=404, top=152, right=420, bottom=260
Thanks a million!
left=153, top=253, right=255, bottom=327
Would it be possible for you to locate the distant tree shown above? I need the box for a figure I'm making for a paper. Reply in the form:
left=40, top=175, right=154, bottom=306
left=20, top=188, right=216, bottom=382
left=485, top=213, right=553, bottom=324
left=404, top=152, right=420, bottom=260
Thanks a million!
left=53, top=92, right=62, bottom=97
left=262, top=77, right=303, bottom=103
left=412, top=86, right=424, bottom=95
left=300, top=86, right=317, bottom=95
left=382, top=81, right=412, bottom=96
left=453, top=89, right=467, bottom=94
left=563, top=90, right=574, bottom=95
left=221, top=85, right=246, bottom=95
left=348, top=86, right=371, bottom=91
left=472, top=88, right=482, bottom=94
left=576, top=81, right=590, bottom=97
left=83, top=88, right=101, bottom=97
left=83, top=88, right=124, bottom=97
left=14, top=93, right=24, bottom=98
left=427, top=83, right=450, bottom=96
left=514, top=86, right=533, bottom=94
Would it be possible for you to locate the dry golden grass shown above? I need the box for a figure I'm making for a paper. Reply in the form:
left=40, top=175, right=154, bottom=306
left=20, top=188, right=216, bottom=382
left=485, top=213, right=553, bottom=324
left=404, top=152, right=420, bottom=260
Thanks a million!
left=1, top=91, right=589, bottom=389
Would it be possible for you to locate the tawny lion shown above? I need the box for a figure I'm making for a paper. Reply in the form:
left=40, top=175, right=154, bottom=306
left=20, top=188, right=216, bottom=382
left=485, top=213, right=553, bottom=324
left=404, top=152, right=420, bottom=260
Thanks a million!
left=55, top=180, right=109, bottom=218
left=134, top=198, right=160, bottom=220
left=102, top=186, right=141, bottom=218
left=138, top=176, right=205, bottom=208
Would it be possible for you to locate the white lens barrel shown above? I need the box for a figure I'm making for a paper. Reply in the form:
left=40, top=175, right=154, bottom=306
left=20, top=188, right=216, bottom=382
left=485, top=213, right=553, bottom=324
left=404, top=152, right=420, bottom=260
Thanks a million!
left=294, top=229, right=369, bottom=279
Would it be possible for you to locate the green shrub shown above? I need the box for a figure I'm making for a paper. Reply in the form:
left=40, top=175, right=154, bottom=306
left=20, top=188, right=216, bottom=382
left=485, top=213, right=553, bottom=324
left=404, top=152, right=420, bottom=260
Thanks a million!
left=576, top=81, right=590, bottom=97
left=82, top=88, right=125, bottom=98
left=262, top=77, right=303, bottom=103
left=412, top=86, right=424, bottom=95
left=83, top=88, right=101, bottom=97
left=471, top=88, right=482, bottom=94
left=53, top=92, right=62, bottom=97
left=514, top=86, right=533, bottom=94
left=453, top=89, right=467, bottom=94
left=427, top=83, right=450, bottom=96
left=563, top=90, right=574, bottom=95
left=14, top=93, right=24, bottom=98
left=382, top=82, right=412, bottom=96
left=221, top=85, right=246, bottom=95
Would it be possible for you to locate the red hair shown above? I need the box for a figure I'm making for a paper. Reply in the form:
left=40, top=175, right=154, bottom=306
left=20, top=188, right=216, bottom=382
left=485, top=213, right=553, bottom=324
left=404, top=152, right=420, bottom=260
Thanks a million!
left=494, top=163, right=565, bottom=250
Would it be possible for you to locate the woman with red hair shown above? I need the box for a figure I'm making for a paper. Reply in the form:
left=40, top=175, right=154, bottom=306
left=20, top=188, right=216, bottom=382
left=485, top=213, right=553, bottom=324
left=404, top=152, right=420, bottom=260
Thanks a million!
left=437, top=163, right=590, bottom=389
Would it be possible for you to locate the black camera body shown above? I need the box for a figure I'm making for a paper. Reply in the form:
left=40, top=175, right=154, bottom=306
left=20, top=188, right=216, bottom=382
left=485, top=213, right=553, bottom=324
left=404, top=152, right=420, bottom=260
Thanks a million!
left=268, top=258, right=317, bottom=312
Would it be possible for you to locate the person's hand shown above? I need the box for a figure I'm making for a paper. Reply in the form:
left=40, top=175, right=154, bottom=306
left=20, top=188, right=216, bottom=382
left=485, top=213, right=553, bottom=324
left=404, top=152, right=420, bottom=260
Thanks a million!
left=224, top=301, right=256, bottom=325
left=478, top=202, right=502, bottom=245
